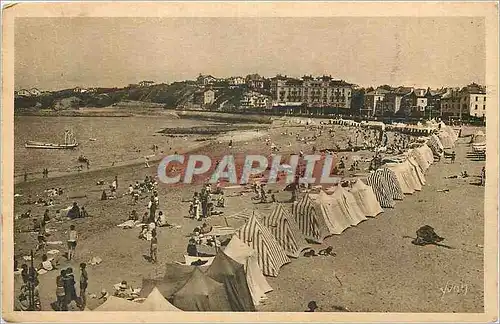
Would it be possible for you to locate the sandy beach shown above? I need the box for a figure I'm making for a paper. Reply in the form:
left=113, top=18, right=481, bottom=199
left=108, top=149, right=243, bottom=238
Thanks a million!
left=12, top=120, right=484, bottom=313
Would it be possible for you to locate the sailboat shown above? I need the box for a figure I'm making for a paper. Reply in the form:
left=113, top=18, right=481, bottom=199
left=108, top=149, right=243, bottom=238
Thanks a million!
left=25, top=130, right=79, bottom=149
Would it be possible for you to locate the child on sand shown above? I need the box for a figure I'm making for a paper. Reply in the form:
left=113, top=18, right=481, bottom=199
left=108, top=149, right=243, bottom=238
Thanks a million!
left=67, top=225, right=78, bottom=261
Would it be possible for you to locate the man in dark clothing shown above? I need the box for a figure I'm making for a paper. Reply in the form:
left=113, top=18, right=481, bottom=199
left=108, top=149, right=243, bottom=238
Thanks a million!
left=21, top=264, right=29, bottom=284
left=63, top=267, right=79, bottom=309
left=79, top=263, right=88, bottom=309
left=187, top=239, right=198, bottom=257
left=67, top=202, right=81, bottom=219
left=56, top=269, right=67, bottom=311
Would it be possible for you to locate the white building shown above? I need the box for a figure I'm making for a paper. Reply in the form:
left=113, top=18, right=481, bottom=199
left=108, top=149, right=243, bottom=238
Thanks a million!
left=228, top=76, right=246, bottom=86
left=203, top=89, right=216, bottom=105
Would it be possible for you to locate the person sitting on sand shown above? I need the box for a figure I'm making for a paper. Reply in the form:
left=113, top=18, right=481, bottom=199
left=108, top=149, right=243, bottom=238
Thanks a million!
left=129, top=210, right=138, bottom=222
left=187, top=238, right=198, bottom=257
left=305, top=301, right=318, bottom=312
left=318, top=246, right=336, bottom=257
left=101, top=190, right=107, bottom=201
left=156, top=211, right=169, bottom=227
left=38, top=254, right=57, bottom=271
left=20, top=209, right=32, bottom=219
left=128, top=184, right=134, bottom=195
left=80, top=207, right=89, bottom=218
left=141, top=212, right=149, bottom=224
left=108, top=190, right=117, bottom=200
left=200, top=222, right=212, bottom=235
left=215, top=191, right=225, bottom=207
left=67, top=202, right=81, bottom=219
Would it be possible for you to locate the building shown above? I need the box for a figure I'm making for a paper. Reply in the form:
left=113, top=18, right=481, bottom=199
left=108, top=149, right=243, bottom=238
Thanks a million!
left=203, top=89, right=216, bottom=105
left=138, top=81, right=155, bottom=87
left=15, top=89, right=31, bottom=97
left=459, top=83, right=486, bottom=118
left=29, top=88, right=42, bottom=96
left=398, top=88, right=427, bottom=117
left=240, top=91, right=271, bottom=110
left=377, top=87, right=413, bottom=116
left=270, top=75, right=353, bottom=114
left=246, top=74, right=265, bottom=89
left=363, top=88, right=390, bottom=116
left=424, top=88, right=445, bottom=118
left=440, top=88, right=462, bottom=118
left=227, top=76, right=246, bottom=86
left=196, top=74, right=217, bottom=86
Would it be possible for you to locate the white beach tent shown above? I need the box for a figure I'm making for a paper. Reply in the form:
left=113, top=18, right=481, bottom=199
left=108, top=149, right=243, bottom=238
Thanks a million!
left=223, top=236, right=273, bottom=306
left=139, top=287, right=182, bottom=311
left=93, top=296, right=141, bottom=311
left=293, top=193, right=351, bottom=244
left=327, top=186, right=367, bottom=226
left=349, top=179, right=384, bottom=217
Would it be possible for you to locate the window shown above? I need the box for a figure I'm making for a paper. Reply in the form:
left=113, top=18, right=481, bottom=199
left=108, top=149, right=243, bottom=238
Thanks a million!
left=483, top=105, right=486, bottom=110
left=475, top=105, right=478, bottom=109
left=476, top=96, right=478, bottom=101
left=474, top=113, right=477, bottom=117
left=484, top=97, right=486, bottom=101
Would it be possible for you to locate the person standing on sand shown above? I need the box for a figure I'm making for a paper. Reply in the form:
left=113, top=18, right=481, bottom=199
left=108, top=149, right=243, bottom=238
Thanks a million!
left=67, top=225, right=78, bottom=261
left=24, top=171, right=28, bottom=182
left=148, top=196, right=157, bottom=223
left=79, top=263, right=88, bottom=309
left=56, top=269, right=67, bottom=311
left=63, top=267, right=80, bottom=309
left=150, top=231, right=158, bottom=263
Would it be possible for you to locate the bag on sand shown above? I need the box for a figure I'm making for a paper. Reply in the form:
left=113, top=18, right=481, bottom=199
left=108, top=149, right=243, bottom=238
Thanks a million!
left=412, top=225, right=444, bottom=246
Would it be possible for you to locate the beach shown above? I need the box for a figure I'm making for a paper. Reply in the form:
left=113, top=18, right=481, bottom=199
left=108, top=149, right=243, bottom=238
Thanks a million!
left=12, top=118, right=485, bottom=313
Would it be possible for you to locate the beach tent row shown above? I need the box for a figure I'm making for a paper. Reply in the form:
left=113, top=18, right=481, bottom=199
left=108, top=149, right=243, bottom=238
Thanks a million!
left=293, top=131, right=456, bottom=244
left=293, top=180, right=383, bottom=243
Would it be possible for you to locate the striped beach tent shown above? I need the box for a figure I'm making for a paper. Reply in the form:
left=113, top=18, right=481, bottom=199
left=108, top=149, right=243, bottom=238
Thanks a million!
left=366, top=170, right=396, bottom=208
left=378, top=168, right=404, bottom=200
left=349, top=179, right=383, bottom=217
left=236, top=213, right=290, bottom=277
left=223, top=236, right=273, bottom=306
left=263, top=203, right=311, bottom=258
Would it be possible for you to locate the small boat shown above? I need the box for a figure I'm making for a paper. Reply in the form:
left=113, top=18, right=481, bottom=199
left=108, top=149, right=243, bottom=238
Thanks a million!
left=25, top=130, right=79, bottom=149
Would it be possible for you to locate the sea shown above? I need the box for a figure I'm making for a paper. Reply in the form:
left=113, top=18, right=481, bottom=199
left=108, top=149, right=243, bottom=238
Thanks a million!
left=14, top=116, right=214, bottom=180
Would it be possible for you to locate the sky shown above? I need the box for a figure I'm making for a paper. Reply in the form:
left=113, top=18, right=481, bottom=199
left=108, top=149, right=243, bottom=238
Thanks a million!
left=15, top=17, right=485, bottom=91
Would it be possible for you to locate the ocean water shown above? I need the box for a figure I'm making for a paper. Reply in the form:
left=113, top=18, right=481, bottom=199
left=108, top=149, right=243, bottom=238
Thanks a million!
left=14, top=116, right=213, bottom=178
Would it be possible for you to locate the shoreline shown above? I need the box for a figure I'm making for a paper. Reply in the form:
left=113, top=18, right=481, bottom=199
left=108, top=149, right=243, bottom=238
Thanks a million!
left=14, top=128, right=269, bottom=186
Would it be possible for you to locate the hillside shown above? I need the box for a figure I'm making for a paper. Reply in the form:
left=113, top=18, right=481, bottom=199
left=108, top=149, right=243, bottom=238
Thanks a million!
left=13, top=81, right=229, bottom=112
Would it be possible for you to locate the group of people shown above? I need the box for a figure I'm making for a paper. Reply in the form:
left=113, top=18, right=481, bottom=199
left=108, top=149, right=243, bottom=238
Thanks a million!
left=16, top=260, right=88, bottom=311
left=189, top=183, right=225, bottom=221
left=54, top=263, right=88, bottom=311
